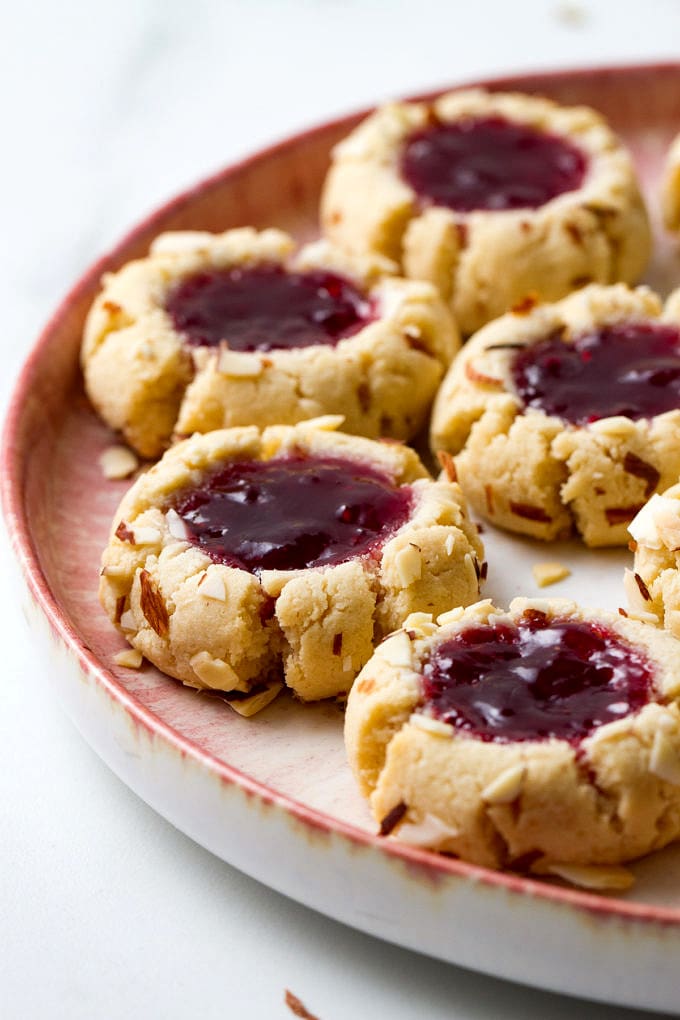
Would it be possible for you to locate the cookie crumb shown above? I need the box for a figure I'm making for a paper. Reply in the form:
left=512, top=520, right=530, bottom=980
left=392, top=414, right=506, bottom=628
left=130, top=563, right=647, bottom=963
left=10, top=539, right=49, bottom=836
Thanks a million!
left=554, top=2, right=588, bottom=27
left=285, top=989, right=320, bottom=1020
left=99, top=444, right=139, bottom=480
left=113, top=648, right=143, bottom=669
left=532, top=561, right=571, bottom=588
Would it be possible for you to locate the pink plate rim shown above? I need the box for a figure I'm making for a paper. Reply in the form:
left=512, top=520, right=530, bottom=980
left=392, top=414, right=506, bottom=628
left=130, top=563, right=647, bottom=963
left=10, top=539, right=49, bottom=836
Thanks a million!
left=5, top=59, right=680, bottom=930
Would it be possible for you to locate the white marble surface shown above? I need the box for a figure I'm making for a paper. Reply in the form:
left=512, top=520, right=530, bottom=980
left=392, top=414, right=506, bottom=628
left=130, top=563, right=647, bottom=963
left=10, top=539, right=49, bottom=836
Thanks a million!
left=2, top=2, right=680, bottom=1017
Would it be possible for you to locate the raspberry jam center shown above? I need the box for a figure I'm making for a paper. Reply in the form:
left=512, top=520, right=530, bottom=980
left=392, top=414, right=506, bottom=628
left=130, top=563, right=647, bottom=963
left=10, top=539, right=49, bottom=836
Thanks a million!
left=172, top=455, right=413, bottom=573
left=422, top=613, right=653, bottom=743
left=400, top=115, right=587, bottom=213
left=165, top=264, right=373, bottom=352
left=512, top=321, right=680, bottom=424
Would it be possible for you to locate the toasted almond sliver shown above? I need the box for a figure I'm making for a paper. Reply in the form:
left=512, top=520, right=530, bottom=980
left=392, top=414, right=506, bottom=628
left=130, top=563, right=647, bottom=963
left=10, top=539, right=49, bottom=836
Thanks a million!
left=532, top=562, right=571, bottom=588
left=481, top=765, right=524, bottom=805
left=542, top=862, right=634, bottom=891
left=113, top=648, right=143, bottom=669
left=228, top=682, right=283, bottom=718
left=99, top=445, right=139, bottom=480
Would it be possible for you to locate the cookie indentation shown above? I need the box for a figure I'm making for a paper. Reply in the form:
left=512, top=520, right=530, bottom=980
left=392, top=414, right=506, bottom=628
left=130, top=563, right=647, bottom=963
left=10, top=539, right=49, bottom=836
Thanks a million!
left=512, top=321, right=680, bottom=424
left=400, top=116, right=587, bottom=213
left=172, top=455, right=413, bottom=573
left=422, top=614, right=652, bottom=743
left=165, top=264, right=373, bottom=352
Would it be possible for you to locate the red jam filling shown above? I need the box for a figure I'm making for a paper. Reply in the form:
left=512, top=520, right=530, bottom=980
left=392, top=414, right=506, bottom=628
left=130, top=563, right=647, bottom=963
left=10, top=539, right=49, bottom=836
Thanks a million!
left=511, top=321, right=680, bottom=424
left=421, top=613, right=653, bottom=743
left=172, top=455, right=413, bottom=573
left=165, top=264, right=373, bottom=352
left=400, top=115, right=586, bottom=213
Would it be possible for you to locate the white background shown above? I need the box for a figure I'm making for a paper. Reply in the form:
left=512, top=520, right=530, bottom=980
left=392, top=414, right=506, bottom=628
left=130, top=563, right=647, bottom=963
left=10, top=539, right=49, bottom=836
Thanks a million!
left=2, top=2, right=680, bottom=1017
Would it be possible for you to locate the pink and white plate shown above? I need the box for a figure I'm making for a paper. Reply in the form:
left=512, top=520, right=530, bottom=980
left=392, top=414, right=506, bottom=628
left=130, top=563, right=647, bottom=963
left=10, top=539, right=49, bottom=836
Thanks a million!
left=4, top=63, right=680, bottom=1014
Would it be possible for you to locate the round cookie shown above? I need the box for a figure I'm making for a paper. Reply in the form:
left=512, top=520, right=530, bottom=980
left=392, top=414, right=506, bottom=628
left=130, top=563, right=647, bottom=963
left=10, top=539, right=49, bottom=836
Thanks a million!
left=100, top=417, right=483, bottom=715
left=628, top=484, right=680, bottom=636
left=661, top=131, right=680, bottom=232
left=430, top=283, right=680, bottom=547
left=82, top=227, right=458, bottom=458
left=345, top=597, right=680, bottom=875
left=321, top=88, right=651, bottom=335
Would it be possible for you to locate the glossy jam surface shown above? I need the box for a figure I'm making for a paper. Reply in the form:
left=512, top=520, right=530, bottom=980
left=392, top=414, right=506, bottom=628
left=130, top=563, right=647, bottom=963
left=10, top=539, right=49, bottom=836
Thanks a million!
left=172, top=455, right=412, bottom=573
left=165, top=264, right=373, bottom=352
left=422, top=614, right=653, bottom=743
left=512, top=321, right=680, bottom=424
left=400, top=115, right=586, bottom=213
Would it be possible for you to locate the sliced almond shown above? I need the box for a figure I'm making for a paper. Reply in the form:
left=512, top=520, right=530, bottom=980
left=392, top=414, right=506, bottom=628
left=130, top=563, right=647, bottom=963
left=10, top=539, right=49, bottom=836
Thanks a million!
left=132, top=526, right=162, bottom=546
left=139, top=570, right=169, bottom=637
left=198, top=571, right=226, bottom=601
left=403, top=612, right=436, bottom=639
left=649, top=728, right=680, bottom=785
left=378, top=630, right=414, bottom=668
left=395, top=544, right=422, bottom=586
left=119, top=610, right=136, bottom=631
left=228, top=681, right=283, bottom=717
left=394, top=812, right=460, bottom=848
left=189, top=651, right=245, bottom=692
left=166, top=508, right=190, bottom=541
left=588, top=416, right=636, bottom=438
left=481, top=764, right=524, bottom=805
left=410, top=713, right=454, bottom=738
left=541, top=862, right=634, bottom=891
left=436, top=606, right=466, bottom=627
left=99, top=445, right=139, bottom=480
left=217, top=347, right=264, bottom=377
left=113, top=648, right=143, bottom=669
left=532, top=562, right=571, bottom=588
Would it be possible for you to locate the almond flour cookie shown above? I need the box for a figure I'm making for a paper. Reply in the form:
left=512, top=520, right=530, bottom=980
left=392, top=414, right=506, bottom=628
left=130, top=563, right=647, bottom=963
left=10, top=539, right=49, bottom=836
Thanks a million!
left=345, top=598, right=680, bottom=874
left=431, top=284, right=680, bottom=547
left=321, top=89, right=651, bottom=335
left=627, top=485, right=680, bottom=636
left=100, top=418, right=483, bottom=715
left=661, top=131, right=680, bottom=232
left=82, top=227, right=458, bottom=458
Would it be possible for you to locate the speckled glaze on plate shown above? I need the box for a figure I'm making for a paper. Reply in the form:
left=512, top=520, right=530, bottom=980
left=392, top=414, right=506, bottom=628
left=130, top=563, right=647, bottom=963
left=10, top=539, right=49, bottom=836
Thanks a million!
left=4, top=63, right=680, bottom=1014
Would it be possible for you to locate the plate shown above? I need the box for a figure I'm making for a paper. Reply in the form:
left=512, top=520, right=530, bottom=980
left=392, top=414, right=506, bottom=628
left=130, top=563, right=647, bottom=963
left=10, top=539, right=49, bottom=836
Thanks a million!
left=4, top=63, right=680, bottom=1014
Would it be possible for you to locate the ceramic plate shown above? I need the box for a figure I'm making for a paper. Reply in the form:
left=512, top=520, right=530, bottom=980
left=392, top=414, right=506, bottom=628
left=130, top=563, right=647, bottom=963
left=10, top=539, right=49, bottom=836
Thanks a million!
left=5, top=63, right=680, bottom=1015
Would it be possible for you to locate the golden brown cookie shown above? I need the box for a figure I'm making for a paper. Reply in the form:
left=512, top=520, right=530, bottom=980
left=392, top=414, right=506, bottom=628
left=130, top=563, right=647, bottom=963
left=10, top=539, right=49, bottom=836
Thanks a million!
left=82, top=228, right=458, bottom=458
left=430, top=284, right=680, bottom=547
left=100, top=418, right=483, bottom=714
left=321, top=89, right=651, bottom=335
left=345, top=597, right=680, bottom=875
